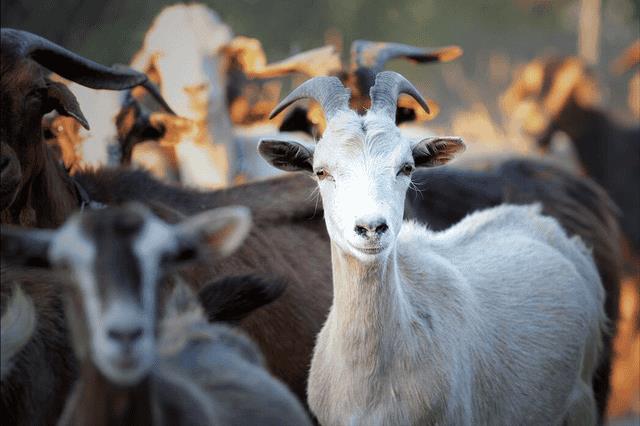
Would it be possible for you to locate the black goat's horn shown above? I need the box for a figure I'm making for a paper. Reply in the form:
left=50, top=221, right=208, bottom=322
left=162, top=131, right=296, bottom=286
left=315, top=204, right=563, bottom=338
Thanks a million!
left=2, top=28, right=147, bottom=90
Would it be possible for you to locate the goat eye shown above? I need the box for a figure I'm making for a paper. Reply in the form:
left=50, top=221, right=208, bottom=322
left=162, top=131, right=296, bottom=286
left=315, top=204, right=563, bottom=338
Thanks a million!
left=398, top=163, right=415, bottom=176
left=315, top=168, right=332, bottom=181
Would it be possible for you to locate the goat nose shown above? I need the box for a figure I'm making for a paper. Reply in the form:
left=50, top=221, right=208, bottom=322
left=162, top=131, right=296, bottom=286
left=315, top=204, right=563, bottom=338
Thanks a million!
left=354, top=218, right=388, bottom=237
left=107, top=327, right=143, bottom=347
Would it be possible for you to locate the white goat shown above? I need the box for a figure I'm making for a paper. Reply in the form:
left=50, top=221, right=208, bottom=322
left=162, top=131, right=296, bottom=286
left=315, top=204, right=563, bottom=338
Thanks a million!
left=132, top=3, right=235, bottom=188
left=133, top=4, right=338, bottom=186
left=259, top=72, right=606, bottom=425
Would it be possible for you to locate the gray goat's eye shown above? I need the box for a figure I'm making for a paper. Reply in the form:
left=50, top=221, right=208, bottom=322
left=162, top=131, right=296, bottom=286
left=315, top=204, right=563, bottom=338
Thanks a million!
left=398, top=163, right=415, bottom=176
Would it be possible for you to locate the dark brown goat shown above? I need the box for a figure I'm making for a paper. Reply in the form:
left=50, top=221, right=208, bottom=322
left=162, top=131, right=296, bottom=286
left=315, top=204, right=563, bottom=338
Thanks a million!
left=501, top=56, right=640, bottom=251
left=0, top=28, right=172, bottom=227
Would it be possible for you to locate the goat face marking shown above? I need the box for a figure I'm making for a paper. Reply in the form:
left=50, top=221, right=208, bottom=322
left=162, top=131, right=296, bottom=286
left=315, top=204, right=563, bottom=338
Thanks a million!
left=49, top=211, right=174, bottom=385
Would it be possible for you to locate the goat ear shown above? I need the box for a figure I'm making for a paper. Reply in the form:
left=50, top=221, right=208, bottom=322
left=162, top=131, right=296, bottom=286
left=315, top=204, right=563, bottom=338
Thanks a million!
left=174, top=207, right=251, bottom=262
left=198, top=274, right=287, bottom=324
left=0, top=227, right=55, bottom=268
left=257, top=139, right=314, bottom=173
left=412, top=137, right=465, bottom=167
left=44, top=81, right=90, bottom=130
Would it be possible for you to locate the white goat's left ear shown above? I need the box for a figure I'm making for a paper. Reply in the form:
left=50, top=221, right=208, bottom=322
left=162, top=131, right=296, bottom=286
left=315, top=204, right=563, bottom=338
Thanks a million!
left=412, top=136, right=465, bottom=167
left=174, top=206, right=251, bottom=261
left=257, top=139, right=315, bottom=173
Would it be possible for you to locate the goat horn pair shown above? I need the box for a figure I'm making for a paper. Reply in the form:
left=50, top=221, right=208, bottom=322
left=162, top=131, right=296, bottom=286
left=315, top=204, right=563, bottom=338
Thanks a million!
left=269, top=71, right=429, bottom=122
left=2, top=28, right=146, bottom=90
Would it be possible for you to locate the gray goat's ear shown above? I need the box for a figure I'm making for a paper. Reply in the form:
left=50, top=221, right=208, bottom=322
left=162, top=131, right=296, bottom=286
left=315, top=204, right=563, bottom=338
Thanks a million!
left=174, top=206, right=251, bottom=262
left=412, top=136, right=465, bottom=167
left=257, top=139, right=314, bottom=173
left=0, top=227, right=55, bottom=268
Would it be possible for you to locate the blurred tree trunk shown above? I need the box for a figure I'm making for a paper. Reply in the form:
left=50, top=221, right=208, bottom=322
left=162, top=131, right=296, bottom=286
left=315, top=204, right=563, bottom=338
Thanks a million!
left=578, top=0, right=601, bottom=65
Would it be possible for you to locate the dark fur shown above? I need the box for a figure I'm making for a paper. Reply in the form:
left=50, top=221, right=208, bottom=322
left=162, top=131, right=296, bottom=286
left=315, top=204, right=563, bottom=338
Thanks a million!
left=0, top=267, right=77, bottom=426
left=542, top=98, right=640, bottom=251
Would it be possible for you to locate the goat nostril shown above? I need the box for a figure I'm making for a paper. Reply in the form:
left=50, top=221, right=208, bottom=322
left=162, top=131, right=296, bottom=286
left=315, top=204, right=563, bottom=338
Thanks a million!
left=108, top=328, right=144, bottom=344
left=375, top=223, right=389, bottom=234
left=355, top=225, right=368, bottom=236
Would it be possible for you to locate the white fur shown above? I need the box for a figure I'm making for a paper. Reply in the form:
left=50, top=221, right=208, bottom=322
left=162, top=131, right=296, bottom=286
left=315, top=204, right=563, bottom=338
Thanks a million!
left=0, top=286, right=36, bottom=379
left=65, top=83, right=124, bottom=167
left=269, top=107, right=605, bottom=425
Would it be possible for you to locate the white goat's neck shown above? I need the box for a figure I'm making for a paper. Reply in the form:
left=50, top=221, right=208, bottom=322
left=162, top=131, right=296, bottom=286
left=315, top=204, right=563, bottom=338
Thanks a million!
left=329, top=240, right=409, bottom=365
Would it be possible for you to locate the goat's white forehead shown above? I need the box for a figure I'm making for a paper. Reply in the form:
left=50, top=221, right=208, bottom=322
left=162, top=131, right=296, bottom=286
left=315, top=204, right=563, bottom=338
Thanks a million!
left=133, top=215, right=177, bottom=258
left=144, top=4, right=232, bottom=55
left=318, top=111, right=409, bottom=160
left=48, top=216, right=95, bottom=265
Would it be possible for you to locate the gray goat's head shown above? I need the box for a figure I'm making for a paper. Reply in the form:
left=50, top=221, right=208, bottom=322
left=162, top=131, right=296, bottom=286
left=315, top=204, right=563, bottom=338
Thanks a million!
left=1, top=203, right=251, bottom=385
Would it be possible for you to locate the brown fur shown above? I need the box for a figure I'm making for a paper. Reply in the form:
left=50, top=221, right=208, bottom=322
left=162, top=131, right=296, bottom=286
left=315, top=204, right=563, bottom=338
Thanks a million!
left=0, top=266, right=77, bottom=426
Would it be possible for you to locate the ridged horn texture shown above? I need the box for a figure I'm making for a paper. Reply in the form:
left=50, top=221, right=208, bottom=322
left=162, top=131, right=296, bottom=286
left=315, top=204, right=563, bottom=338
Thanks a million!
left=1, top=28, right=148, bottom=90
left=269, top=76, right=351, bottom=122
left=369, top=71, right=430, bottom=119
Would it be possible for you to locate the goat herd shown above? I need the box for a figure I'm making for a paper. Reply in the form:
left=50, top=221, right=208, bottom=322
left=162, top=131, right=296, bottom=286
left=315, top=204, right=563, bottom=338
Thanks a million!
left=1, top=4, right=639, bottom=426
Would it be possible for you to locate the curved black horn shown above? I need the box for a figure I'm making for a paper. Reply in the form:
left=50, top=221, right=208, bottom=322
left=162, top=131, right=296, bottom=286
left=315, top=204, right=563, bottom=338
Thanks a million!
left=369, top=71, right=430, bottom=119
left=351, top=40, right=462, bottom=73
left=350, top=40, right=462, bottom=96
left=2, top=28, right=147, bottom=90
left=269, top=76, right=350, bottom=122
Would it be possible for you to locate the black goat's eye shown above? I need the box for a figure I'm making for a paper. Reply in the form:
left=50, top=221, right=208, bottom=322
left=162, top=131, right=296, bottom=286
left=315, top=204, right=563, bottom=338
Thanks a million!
left=315, top=168, right=332, bottom=181
left=398, top=163, right=415, bottom=176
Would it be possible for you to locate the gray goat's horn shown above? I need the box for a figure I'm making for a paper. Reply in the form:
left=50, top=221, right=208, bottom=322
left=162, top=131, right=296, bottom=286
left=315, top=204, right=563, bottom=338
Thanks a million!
left=369, top=71, right=430, bottom=119
left=1, top=28, right=147, bottom=90
left=269, top=76, right=351, bottom=121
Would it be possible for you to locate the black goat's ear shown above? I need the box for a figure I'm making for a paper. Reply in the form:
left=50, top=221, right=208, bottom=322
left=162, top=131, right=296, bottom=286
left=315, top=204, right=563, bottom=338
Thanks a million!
left=257, top=139, right=314, bottom=173
left=1, top=226, right=55, bottom=268
left=412, top=136, right=465, bottom=168
left=44, top=81, right=89, bottom=130
left=198, top=274, right=287, bottom=324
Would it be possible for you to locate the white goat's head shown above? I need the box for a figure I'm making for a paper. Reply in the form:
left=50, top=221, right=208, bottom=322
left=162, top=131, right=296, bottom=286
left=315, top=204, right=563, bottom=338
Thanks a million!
left=259, top=72, right=465, bottom=261
left=1, top=203, right=251, bottom=385
left=132, top=4, right=233, bottom=121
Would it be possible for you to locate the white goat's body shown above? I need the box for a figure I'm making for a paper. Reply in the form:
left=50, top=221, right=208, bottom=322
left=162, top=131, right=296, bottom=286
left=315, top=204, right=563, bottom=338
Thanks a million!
left=309, top=204, right=604, bottom=426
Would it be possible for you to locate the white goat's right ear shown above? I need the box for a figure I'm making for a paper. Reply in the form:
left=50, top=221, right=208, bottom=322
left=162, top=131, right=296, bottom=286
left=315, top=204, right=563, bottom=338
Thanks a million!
left=412, top=136, right=465, bottom=167
left=174, top=206, right=252, bottom=261
left=0, top=227, right=56, bottom=268
left=257, top=139, right=314, bottom=173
